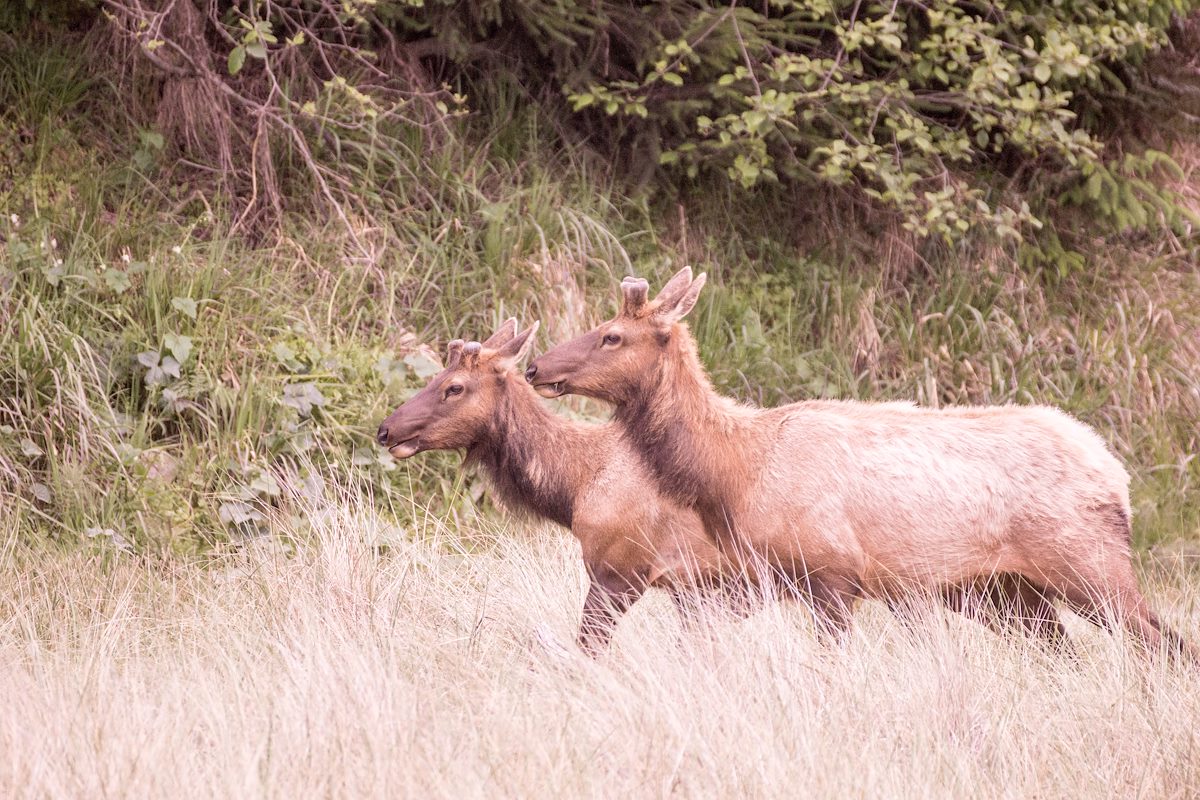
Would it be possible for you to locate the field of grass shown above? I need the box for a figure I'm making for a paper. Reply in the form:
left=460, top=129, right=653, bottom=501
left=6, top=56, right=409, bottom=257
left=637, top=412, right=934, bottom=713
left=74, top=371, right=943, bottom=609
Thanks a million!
left=3, top=481, right=1200, bottom=798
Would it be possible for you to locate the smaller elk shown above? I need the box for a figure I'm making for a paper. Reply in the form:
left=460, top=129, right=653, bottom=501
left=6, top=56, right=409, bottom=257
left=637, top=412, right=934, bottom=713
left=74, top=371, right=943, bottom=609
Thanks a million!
left=376, top=319, right=750, bottom=654
left=526, top=268, right=1192, bottom=657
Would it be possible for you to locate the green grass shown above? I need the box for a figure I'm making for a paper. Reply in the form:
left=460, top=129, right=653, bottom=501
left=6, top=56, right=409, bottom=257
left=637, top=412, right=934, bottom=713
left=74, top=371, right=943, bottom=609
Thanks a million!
left=1, top=40, right=1197, bottom=555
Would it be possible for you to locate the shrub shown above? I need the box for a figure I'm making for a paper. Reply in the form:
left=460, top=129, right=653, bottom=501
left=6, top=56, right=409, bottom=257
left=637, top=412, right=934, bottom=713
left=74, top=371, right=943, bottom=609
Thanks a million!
left=8, top=1, right=1195, bottom=258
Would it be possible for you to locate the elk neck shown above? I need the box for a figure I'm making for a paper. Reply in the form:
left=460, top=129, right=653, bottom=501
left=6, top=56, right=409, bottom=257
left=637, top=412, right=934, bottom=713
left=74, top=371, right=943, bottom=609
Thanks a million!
left=466, top=376, right=601, bottom=529
left=615, top=324, right=759, bottom=524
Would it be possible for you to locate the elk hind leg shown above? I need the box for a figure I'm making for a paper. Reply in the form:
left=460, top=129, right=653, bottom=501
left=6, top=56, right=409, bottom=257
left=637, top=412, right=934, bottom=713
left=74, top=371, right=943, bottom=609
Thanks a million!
left=1056, top=580, right=1194, bottom=660
left=1003, top=576, right=1070, bottom=649
left=939, top=575, right=1071, bottom=652
left=1039, top=554, right=1194, bottom=662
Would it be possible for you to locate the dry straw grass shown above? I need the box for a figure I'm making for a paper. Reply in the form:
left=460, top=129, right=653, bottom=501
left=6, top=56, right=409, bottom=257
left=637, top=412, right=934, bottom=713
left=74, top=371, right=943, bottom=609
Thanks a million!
left=3, top=483, right=1199, bottom=799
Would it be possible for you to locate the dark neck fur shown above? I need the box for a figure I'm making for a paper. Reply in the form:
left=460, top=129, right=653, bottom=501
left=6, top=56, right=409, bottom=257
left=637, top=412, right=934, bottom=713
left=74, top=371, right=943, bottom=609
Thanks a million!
left=614, top=325, right=752, bottom=534
left=466, top=377, right=600, bottom=529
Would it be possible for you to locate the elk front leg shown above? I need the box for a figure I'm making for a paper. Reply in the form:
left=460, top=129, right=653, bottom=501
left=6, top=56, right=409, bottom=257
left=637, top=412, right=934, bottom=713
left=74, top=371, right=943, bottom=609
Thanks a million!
left=577, top=573, right=643, bottom=656
left=806, top=572, right=862, bottom=643
left=774, top=567, right=862, bottom=644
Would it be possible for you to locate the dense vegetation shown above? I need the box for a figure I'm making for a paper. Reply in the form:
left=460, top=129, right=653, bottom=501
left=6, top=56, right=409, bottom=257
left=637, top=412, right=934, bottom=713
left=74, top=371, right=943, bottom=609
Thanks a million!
left=1, top=1, right=1198, bottom=555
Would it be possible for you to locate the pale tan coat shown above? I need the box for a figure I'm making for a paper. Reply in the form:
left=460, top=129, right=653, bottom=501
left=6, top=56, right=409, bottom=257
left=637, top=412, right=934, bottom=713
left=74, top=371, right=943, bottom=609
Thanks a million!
left=527, top=268, right=1188, bottom=655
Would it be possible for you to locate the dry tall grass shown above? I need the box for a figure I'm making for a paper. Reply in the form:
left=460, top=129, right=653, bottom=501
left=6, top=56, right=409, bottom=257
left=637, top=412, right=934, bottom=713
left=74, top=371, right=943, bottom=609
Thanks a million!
left=2, top=485, right=1199, bottom=799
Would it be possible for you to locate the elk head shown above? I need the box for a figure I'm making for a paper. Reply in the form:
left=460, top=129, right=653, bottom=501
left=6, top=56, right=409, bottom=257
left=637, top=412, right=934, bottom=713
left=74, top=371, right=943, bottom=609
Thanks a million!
left=376, top=319, right=538, bottom=458
left=525, top=267, right=706, bottom=404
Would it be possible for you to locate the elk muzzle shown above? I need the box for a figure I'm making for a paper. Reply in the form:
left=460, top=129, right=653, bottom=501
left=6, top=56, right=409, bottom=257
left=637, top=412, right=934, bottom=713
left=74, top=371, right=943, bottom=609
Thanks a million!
left=375, top=416, right=424, bottom=459
left=523, top=363, right=564, bottom=398
left=526, top=334, right=600, bottom=398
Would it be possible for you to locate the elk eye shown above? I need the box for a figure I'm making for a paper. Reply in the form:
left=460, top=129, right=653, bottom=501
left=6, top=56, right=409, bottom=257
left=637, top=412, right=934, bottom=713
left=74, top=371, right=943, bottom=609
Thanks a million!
left=602, top=333, right=622, bottom=347
left=444, top=384, right=464, bottom=399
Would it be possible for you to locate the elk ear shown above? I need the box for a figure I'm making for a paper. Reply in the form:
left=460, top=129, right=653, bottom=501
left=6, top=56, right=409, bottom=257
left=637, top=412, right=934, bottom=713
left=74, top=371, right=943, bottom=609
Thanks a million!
left=482, top=318, right=518, bottom=349
left=493, top=321, right=539, bottom=373
left=656, top=272, right=706, bottom=325
left=620, top=276, right=650, bottom=316
left=654, top=266, right=694, bottom=311
left=445, top=339, right=466, bottom=369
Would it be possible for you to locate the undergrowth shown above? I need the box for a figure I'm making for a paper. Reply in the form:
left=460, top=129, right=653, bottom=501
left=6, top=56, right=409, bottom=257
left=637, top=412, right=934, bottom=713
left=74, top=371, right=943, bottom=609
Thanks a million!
left=0, top=35, right=1197, bottom=555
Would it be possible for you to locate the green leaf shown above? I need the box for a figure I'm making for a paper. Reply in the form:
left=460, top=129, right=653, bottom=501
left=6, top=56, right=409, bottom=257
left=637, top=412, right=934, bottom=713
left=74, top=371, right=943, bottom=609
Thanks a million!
left=249, top=472, right=281, bottom=497
left=273, top=342, right=305, bottom=373
left=403, top=350, right=443, bottom=379
left=171, top=297, right=198, bottom=319
left=569, top=93, right=595, bottom=111
left=743, top=110, right=767, bottom=132
left=352, top=446, right=398, bottom=472
left=103, top=269, right=131, bottom=294
left=246, top=42, right=267, bottom=60
left=218, top=501, right=263, bottom=526
left=228, top=45, right=246, bottom=75
left=160, top=356, right=181, bottom=380
left=281, top=382, right=326, bottom=416
left=163, top=333, right=193, bottom=364
left=1033, top=63, right=1051, bottom=83
left=136, top=350, right=179, bottom=386
left=43, top=262, right=64, bottom=287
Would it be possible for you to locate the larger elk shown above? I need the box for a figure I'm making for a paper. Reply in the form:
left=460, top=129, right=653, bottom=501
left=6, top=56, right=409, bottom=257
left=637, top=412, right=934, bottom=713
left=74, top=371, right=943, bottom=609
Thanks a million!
left=526, top=268, right=1190, bottom=656
left=376, top=319, right=747, bottom=653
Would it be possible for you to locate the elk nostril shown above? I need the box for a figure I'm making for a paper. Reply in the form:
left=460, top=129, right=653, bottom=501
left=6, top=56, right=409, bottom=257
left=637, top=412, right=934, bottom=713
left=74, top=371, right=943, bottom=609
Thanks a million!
left=376, top=424, right=389, bottom=446
left=524, top=365, right=537, bottom=383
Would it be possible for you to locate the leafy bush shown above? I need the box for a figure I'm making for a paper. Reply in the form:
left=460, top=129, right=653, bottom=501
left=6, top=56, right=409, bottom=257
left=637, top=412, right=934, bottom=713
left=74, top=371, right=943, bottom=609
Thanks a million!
left=9, top=0, right=1194, bottom=258
left=390, top=0, right=1198, bottom=246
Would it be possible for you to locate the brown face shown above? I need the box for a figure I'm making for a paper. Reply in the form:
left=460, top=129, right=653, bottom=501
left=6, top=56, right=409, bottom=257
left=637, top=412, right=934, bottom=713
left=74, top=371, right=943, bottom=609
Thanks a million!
left=525, top=267, right=706, bottom=405
left=376, top=320, right=538, bottom=459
